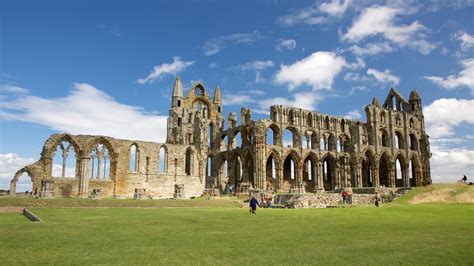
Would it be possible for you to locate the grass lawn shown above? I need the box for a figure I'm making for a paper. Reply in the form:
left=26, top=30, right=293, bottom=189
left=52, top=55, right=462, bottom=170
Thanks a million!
left=1, top=204, right=473, bottom=265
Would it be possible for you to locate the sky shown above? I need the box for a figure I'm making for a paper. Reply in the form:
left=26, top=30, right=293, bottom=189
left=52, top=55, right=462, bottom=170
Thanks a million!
left=0, top=0, right=473, bottom=190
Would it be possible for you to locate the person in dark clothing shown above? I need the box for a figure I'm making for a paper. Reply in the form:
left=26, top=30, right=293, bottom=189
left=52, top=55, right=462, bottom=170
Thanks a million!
left=374, top=192, right=381, bottom=207
left=249, top=196, right=260, bottom=214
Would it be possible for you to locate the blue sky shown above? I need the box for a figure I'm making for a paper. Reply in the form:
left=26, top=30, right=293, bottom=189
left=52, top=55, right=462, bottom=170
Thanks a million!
left=0, top=0, right=473, bottom=190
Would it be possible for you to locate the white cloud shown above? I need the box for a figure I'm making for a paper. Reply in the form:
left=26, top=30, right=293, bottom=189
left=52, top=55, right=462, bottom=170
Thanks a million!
left=424, top=58, right=474, bottom=93
left=203, top=31, right=261, bottom=56
left=276, top=39, right=297, bottom=51
left=1, top=85, right=29, bottom=94
left=342, top=5, right=435, bottom=54
left=278, top=0, right=350, bottom=26
left=137, top=57, right=195, bottom=84
left=51, top=164, right=75, bottom=177
left=342, top=109, right=362, bottom=120
left=0, top=83, right=168, bottom=142
left=424, top=98, right=474, bottom=139
left=275, top=51, right=346, bottom=91
left=238, top=60, right=274, bottom=71
left=430, top=145, right=474, bottom=183
left=367, top=68, right=400, bottom=85
left=0, top=153, right=36, bottom=190
left=349, top=42, right=395, bottom=56
left=457, top=31, right=474, bottom=51
left=222, top=95, right=256, bottom=106
left=319, top=0, right=351, bottom=16
left=347, top=57, right=366, bottom=69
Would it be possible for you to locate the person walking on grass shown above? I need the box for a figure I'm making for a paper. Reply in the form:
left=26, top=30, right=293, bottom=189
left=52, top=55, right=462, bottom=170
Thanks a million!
left=249, top=196, right=260, bottom=214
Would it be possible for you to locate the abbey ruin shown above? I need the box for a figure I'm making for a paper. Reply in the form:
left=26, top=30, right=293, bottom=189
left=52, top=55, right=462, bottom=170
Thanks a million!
left=10, top=77, right=432, bottom=198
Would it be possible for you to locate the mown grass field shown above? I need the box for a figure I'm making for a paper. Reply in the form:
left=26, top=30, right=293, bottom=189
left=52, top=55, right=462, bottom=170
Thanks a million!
left=0, top=185, right=473, bottom=265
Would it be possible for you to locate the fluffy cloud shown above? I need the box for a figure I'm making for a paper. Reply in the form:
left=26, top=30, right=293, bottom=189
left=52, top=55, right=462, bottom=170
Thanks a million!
left=342, top=109, right=362, bottom=120
left=319, top=0, right=351, bottom=16
left=424, top=58, right=474, bottom=93
left=275, top=51, right=346, bottom=91
left=222, top=95, right=256, bottom=106
left=0, top=83, right=168, bottom=142
left=0, top=153, right=36, bottom=190
left=276, top=39, right=297, bottom=51
left=203, top=31, right=261, bottom=56
left=279, top=0, right=350, bottom=26
left=137, top=57, right=195, bottom=84
left=349, top=42, right=395, bottom=56
left=456, top=31, right=474, bottom=51
left=430, top=146, right=474, bottom=183
left=342, top=5, right=435, bottom=54
left=423, top=98, right=474, bottom=139
left=367, top=68, right=400, bottom=85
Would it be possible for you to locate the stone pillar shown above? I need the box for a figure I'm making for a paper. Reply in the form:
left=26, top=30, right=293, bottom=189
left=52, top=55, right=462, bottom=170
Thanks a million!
left=355, top=161, right=362, bottom=188
left=402, top=168, right=409, bottom=187
left=373, top=165, right=380, bottom=187
left=335, top=161, right=341, bottom=189
left=78, top=156, right=91, bottom=198
left=61, top=150, right=68, bottom=177
left=389, top=165, right=395, bottom=188
left=316, top=162, right=323, bottom=190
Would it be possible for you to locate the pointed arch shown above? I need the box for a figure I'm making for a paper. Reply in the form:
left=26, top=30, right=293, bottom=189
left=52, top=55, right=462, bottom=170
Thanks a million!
left=283, top=126, right=301, bottom=148
left=303, top=152, right=318, bottom=192
left=394, top=131, right=404, bottom=149
left=52, top=139, right=77, bottom=178
left=265, top=152, right=279, bottom=191
left=89, top=142, right=112, bottom=180
left=158, top=145, right=168, bottom=173
left=129, top=143, right=139, bottom=172
left=321, top=154, right=336, bottom=191
left=378, top=153, right=391, bottom=187
left=395, top=154, right=406, bottom=187
left=266, top=124, right=281, bottom=146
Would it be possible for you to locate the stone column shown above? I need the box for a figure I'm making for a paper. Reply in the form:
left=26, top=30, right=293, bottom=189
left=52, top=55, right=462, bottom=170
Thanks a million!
left=373, top=166, right=380, bottom=187
left=78, top=156, right=91, bottom=198
left=317, top=162, right=323, bottom=190
left=402, top=167, right=409, bottom=187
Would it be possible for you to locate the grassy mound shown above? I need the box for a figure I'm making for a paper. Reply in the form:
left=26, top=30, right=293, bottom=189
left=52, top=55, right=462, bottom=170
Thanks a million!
left=393, top=183, right=474, bottom=204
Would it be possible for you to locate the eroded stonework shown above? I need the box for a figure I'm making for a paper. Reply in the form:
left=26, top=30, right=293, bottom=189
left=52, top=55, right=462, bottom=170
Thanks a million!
left=11, top=77, right=431, bottom=198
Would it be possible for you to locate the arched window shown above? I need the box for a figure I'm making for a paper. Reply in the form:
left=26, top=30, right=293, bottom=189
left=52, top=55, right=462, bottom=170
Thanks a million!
left=130, top=144, right=139, bottom=172
left=394, top=132, right=404, bottom=149
left=206, top=156, right=212, bottom=176
left=306, top=160, right=312, bottom=180
left=283, top=129, right=294, bottom=148
left=320, top=138, right=326, bottom=151
left=307, top=113, right=313, bottom=127
left=52, top=141, right=77, bottom=178
left=395, top=115, right=401, bottom=126
left=232, top=132, right=242, bottom=148
left=220, top=135, right=228, bottom=151
left=158, top=146, right=167, bottom=173
left=185, top=148, right=192, bottom=175
left=409, top=134, right=418, bottom=151
left=208, top=124, right=213, bottom=148
left=409, top=118, right=415, bottom=128
left=266, top=127, right=274, bottom=145
left=380, top=112, right=385, bottom=123
left=341, top=119, right=346, bottom=132
left=16, top=172, right=33, bottom=194
left=90, top=144, right=111, bottom=179
left=395, top=158, right=403, bottom=187
left=337, top=139, right=342, bottom=152
left=324, top=116, right=330, bottom=129
left=381, top=131, right=389, bottom=147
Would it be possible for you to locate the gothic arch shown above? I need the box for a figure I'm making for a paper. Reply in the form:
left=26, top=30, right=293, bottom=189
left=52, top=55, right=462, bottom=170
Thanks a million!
left=378, top=153, right=391, bottom=187
left=46, top=134, right=81, bottom=158
left=10, top=167, right=35, bottom=195
left=321, top=154, right=336, bottom=191
left=283, top=126, right=301, bottom=148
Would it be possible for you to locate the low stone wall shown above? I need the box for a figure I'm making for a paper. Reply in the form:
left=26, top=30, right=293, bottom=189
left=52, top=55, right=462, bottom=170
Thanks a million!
left=284, top=193, right=342, bottom=208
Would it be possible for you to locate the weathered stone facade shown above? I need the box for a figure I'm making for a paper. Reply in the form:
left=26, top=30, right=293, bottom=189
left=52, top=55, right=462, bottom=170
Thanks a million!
left=11, top=77, right=431, bottom=198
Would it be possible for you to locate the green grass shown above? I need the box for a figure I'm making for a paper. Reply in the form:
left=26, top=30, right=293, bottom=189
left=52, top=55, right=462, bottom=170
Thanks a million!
left=0, top=196, right=242, bottom=208
left=1, top=204, right=473, bottom=265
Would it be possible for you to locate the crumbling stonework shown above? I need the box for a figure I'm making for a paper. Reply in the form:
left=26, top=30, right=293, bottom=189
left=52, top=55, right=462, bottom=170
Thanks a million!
left=11, top=77, right=431, bottom=198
